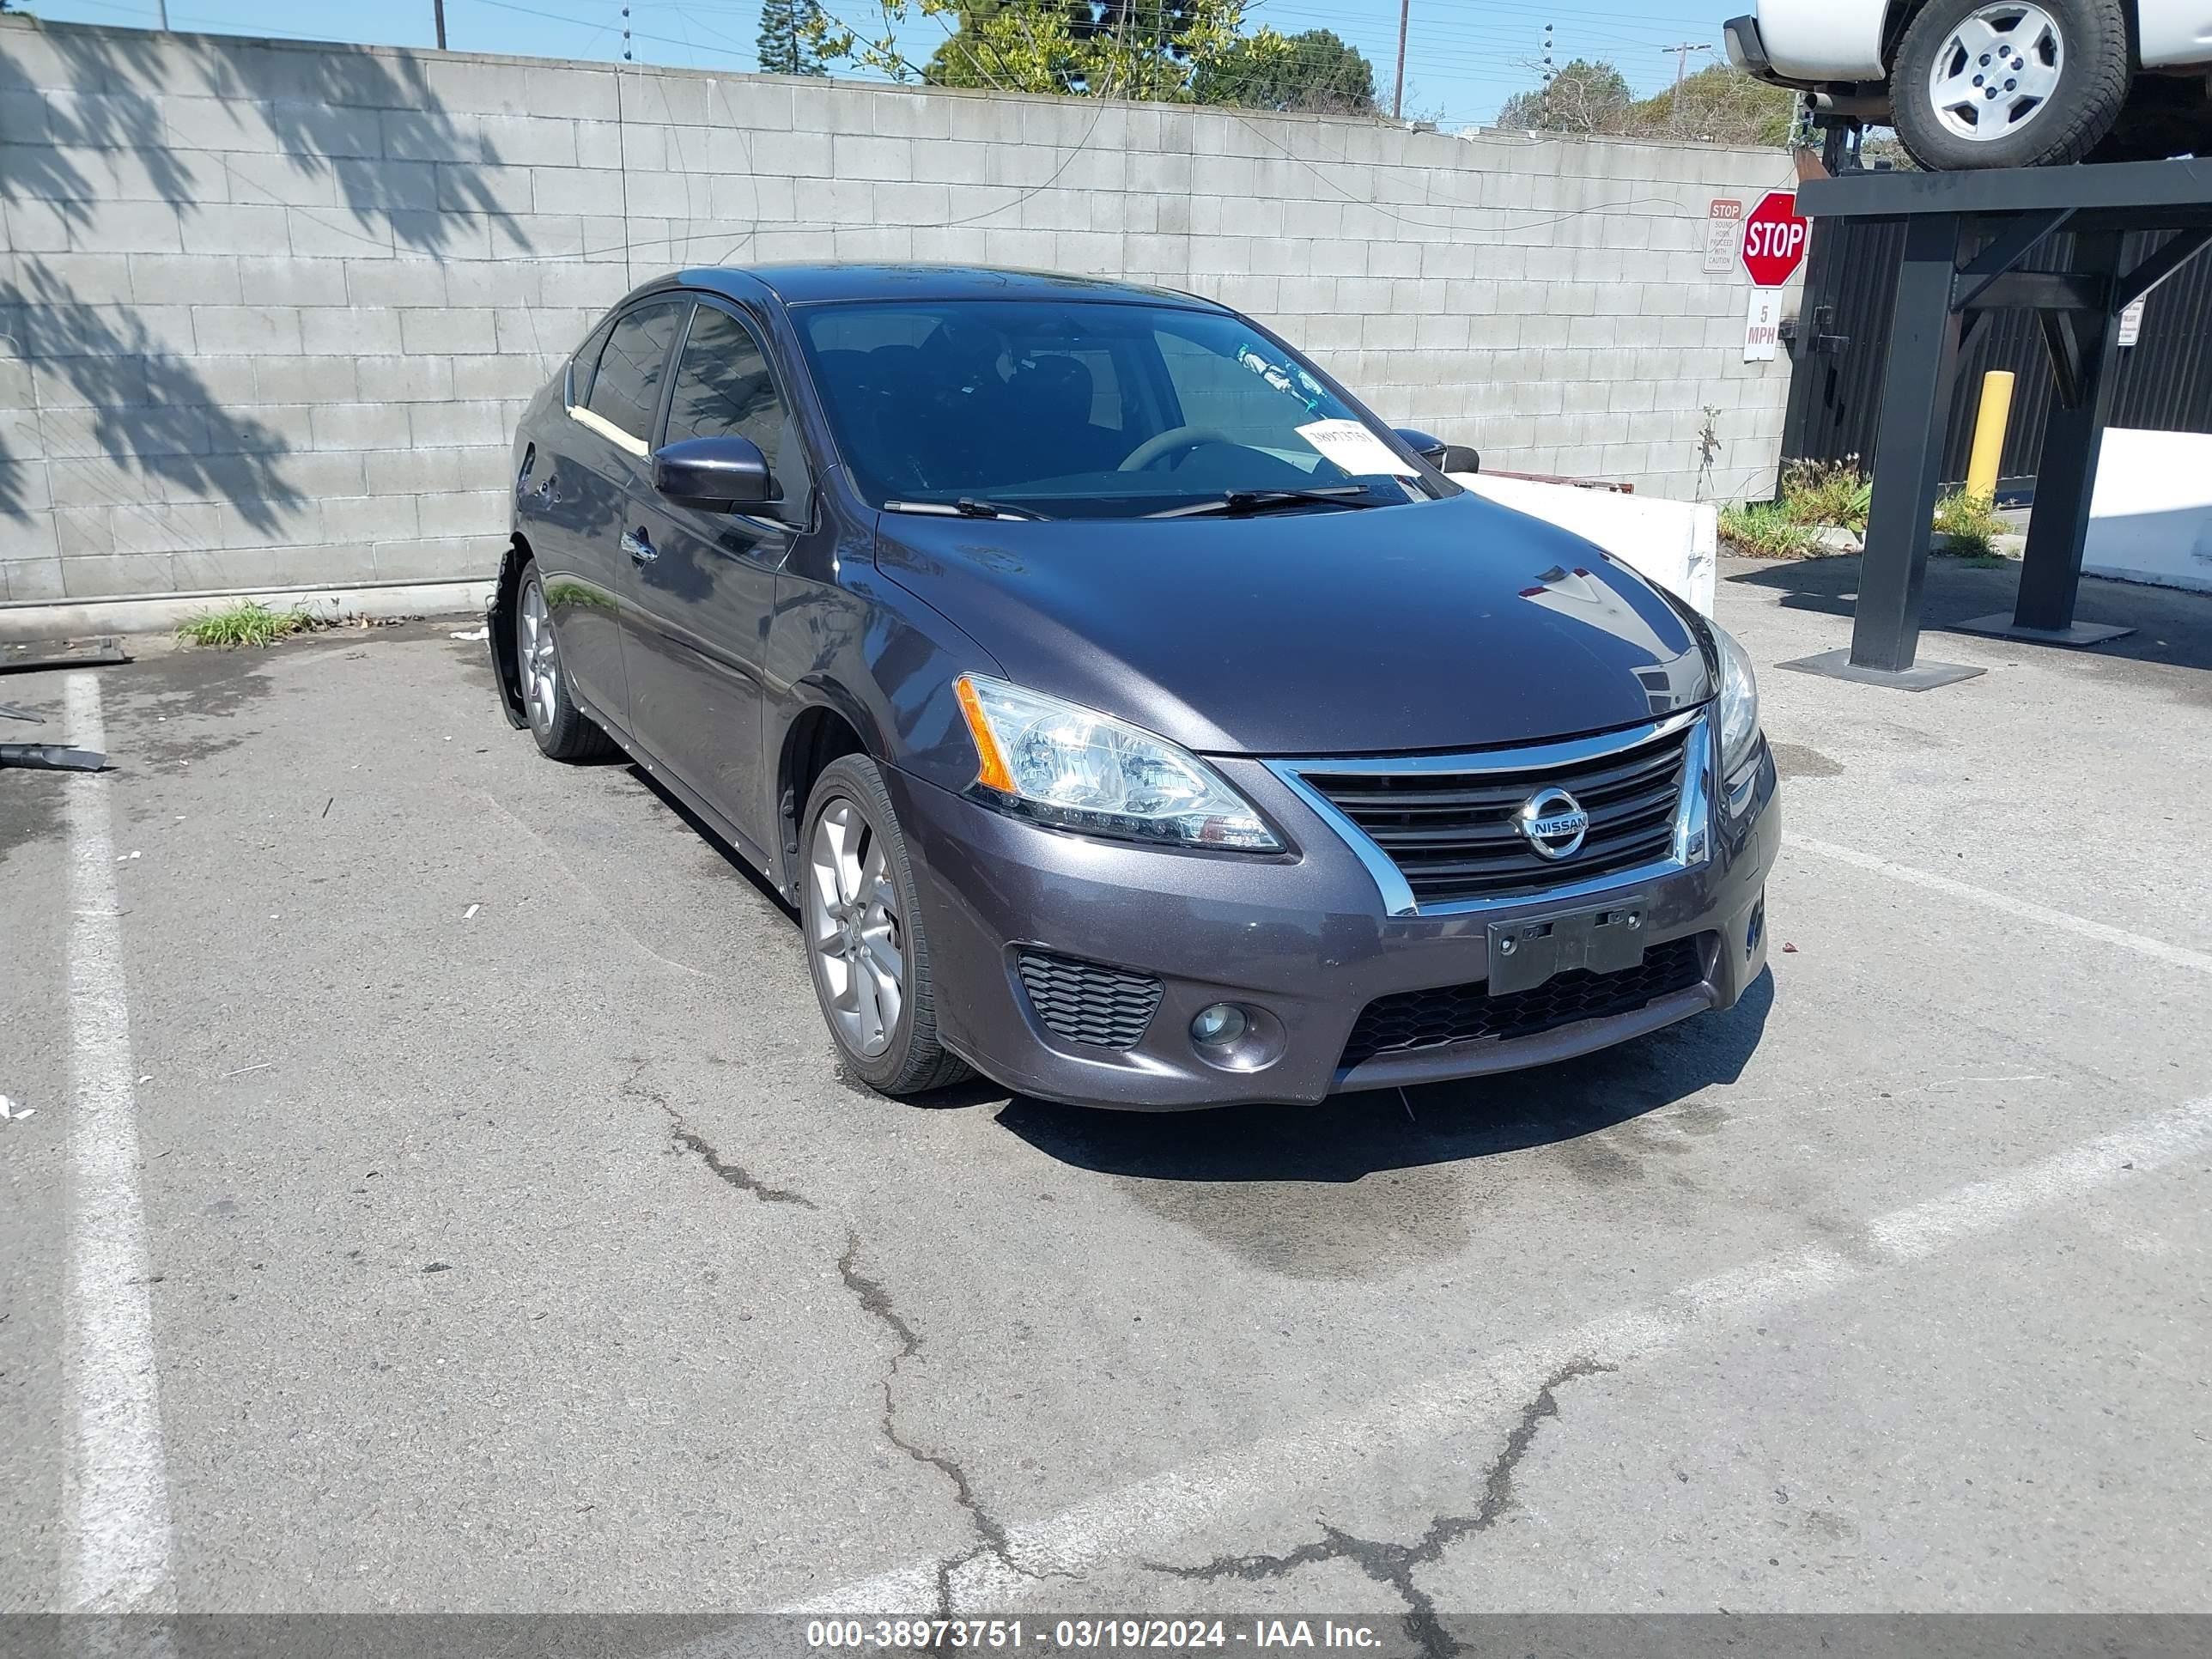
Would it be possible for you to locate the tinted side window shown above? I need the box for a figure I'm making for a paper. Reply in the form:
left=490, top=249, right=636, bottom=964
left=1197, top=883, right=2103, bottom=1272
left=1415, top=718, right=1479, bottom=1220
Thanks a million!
left=569, top=317, right=615, bottom=406
left=585, top=301, right=686, bottom=444
left=665, top=305, right=811, bottom=503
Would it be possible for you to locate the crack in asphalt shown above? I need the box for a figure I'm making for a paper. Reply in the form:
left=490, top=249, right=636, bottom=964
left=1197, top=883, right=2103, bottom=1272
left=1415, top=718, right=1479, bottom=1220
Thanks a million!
left=623, top=1060, right=817, bottom=1209
left=1146, top=1359, right=1614, bottom=1659
left=838, top=1231, right=1047, bottom=1614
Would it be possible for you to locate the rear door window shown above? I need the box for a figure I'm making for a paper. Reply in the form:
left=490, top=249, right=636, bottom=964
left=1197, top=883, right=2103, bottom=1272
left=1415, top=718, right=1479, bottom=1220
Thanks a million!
left=582, top=301, right=687, bottom=447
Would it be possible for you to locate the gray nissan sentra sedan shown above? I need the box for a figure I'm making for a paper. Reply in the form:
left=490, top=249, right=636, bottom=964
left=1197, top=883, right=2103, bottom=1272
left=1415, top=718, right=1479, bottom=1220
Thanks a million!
left=489, top=264, right=1779, bottom=1109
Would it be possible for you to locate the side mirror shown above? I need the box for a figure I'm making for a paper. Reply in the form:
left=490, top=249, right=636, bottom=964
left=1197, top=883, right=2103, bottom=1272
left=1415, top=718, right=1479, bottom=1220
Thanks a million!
left=1393, top=428, right=1480, bottom=475
left=653, top=434, right=772, bottom=511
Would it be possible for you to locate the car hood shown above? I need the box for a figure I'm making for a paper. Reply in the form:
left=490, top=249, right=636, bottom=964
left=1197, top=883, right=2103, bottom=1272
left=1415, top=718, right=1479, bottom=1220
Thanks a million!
left=871, top=491, right=1711, bottom=756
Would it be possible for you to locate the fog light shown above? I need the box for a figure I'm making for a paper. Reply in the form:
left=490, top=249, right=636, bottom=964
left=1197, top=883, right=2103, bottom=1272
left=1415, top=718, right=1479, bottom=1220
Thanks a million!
left=1191, top=1003, right=1248, bottom=1046
left=1746, top=895, right=1765, bottom=957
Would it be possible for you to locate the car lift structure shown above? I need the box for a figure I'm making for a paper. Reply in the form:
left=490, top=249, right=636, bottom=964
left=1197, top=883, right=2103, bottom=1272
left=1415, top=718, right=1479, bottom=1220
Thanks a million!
left=1783, top=157, right=2212, bottom=690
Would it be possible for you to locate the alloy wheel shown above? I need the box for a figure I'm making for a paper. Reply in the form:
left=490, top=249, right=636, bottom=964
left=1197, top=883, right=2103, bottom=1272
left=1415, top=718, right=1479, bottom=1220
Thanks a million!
left=1927, top=3, right=2065, bottom=143
left=518, top=578, right=558, bottom=734
left=806, top=799, right=905, bottom=1059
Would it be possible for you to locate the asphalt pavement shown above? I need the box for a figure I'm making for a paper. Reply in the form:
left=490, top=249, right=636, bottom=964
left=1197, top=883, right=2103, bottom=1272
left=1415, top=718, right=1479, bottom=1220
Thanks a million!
left=2, top=556, right=2209, bottom=1623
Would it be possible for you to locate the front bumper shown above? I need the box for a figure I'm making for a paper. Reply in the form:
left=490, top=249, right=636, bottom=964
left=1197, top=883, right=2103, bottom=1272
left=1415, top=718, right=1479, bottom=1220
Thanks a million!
left=885, top=731, right=1781, bottom=1110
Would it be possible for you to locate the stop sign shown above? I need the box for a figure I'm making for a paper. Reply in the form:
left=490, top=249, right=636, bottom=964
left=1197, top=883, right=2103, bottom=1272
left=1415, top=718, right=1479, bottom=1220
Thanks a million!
left=1740, top=190, right=1809, bottom=288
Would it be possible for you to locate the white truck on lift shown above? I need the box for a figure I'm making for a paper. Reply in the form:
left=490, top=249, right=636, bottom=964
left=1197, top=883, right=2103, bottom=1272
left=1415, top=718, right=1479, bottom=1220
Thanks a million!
left=1725, top=2, right=2212, bottom=168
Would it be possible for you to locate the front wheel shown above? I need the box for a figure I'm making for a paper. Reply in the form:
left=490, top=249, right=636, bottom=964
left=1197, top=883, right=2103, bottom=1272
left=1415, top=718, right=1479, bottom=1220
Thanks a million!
left=1892, top=0, right=2129, bottom=171
left=799, top=754, right=975, bottom=1098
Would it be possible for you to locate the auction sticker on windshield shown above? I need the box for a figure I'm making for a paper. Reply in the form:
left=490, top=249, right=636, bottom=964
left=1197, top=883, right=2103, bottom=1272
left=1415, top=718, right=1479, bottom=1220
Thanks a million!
left=1297, top=419, right=1419, bottom=477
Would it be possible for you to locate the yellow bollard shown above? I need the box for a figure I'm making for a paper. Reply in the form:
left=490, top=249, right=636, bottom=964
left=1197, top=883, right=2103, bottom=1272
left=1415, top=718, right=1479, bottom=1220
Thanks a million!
left=1965, top=370, right=2016, bottom=502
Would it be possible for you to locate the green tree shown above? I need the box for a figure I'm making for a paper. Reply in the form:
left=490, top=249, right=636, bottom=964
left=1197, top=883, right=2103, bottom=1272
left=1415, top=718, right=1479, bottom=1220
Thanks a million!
left=757, top=0, right=830, bottom=77
left=1624, top=62, right=1794, bottom=145
left=815, top=0, right=1243, bottom=99
left=1496, top=58, right=1632, bottom=135
left=1194, top=27, right=1375, bottom=114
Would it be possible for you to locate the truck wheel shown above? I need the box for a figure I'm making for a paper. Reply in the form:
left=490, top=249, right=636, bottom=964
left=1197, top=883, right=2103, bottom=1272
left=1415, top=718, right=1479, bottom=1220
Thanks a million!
left=1892, top=0, right=2128, bottom=170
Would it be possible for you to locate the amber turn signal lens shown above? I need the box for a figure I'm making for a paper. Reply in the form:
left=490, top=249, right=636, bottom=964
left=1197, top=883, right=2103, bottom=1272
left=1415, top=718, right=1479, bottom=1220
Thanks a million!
left=954, top=675, right=1016, bottom=793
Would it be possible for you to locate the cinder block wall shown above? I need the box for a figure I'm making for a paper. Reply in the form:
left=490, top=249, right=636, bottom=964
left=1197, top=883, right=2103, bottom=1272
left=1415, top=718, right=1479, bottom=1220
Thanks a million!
left=0, top=15, right=1802, bottom=605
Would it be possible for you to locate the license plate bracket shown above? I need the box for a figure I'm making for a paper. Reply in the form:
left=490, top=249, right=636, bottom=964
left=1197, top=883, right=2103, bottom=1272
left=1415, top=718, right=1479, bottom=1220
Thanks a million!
left=1486, top=902, right=1648, bottom=995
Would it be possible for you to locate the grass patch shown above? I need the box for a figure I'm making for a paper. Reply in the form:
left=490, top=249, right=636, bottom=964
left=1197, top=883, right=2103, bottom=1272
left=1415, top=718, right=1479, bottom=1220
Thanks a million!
left=176, top=599, right=323, bottom=649
left=1719, top=499, right=1818, bottom=559
left=1932, top=489, right=2008, bottom=557
left=1776, top=459, right=1873, bottom=533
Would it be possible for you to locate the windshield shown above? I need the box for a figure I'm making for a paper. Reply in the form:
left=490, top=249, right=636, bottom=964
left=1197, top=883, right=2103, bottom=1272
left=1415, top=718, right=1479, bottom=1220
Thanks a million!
left=792, top=298, right=1439, bottom=520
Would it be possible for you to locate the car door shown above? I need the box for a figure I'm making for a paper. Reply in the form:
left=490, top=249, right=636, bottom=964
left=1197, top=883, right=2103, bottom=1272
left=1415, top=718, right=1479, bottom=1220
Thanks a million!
left=619, top=296, right=812, bottom=857
left=550, top=296, right=688, bottom=738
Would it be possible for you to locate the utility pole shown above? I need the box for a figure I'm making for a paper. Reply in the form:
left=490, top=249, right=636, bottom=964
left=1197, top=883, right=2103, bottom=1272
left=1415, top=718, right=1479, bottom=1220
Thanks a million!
left=1659, top=41, right=1711, bottom=125
left=1392, top=0, right=1408, bottom=121
left=433, top=0, right=447, bottom=50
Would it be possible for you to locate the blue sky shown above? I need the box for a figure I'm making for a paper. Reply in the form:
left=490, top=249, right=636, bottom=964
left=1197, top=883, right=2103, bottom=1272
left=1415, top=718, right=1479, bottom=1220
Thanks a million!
left=30, top=0, right=1738, bottom=126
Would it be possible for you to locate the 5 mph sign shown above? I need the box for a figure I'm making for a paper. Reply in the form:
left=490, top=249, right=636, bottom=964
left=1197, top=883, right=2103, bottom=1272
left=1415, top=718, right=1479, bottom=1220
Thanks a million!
left=1740, top=189, right=1809, bottom=289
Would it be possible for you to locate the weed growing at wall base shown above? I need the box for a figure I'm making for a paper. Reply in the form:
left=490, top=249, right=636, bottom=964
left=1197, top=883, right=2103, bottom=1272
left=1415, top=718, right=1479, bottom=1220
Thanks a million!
left=177, top=600, right=324, bottom=649
left=1719, top=500, right=1819, bottom=559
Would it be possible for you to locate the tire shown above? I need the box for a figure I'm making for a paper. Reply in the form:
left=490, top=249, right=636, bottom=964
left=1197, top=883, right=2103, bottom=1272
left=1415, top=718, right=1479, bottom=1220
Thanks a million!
left=1891, top=0, right=2128, bottom=171
left=799, top=753, right=975, bottom=1098
left=514, top=563, right=619, bottom=763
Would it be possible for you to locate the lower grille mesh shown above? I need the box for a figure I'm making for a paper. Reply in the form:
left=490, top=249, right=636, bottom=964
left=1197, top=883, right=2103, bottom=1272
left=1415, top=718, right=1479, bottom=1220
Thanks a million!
left=1017, top=950, right=1164, bottom=1050
left=1339, top=933, right=1710, bottom=1071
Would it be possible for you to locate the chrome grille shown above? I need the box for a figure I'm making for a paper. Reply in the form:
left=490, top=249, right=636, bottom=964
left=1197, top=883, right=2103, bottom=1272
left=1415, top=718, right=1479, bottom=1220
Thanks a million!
left=1016, top=951, right=1163, bottom=1050
left=1297, top=721, right=1693, bottom=908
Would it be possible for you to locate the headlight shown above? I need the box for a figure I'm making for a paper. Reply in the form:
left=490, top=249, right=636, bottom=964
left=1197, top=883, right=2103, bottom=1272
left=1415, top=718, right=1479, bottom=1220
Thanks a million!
left=953, top=675, right=1281, bottom=851
left=1714, top=624, right=1760, bottom=776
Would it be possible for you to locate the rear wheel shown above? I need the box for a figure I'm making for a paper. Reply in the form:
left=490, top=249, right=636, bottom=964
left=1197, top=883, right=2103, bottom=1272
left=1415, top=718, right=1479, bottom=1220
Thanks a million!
left=799, top=754, right=974, bottom=1098
left=515, top=565, right=618, bottom=763
left=1892, top=0, right=2128, bottom=170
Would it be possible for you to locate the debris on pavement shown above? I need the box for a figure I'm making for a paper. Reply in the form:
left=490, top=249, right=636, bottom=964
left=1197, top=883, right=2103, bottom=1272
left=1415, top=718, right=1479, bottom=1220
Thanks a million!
left=1, top=700, right=40, bottom=722
left=220, top=1062, right=272, bottom=1079
left=462, top=903, right=481, bottom=920
left=2, top=635, right=131, bottom=673
left=450, top=626, right=489, bottom=641
left=0, top=743, right=109, bottom=772
left=0, top=1096, right=33, bottom=1123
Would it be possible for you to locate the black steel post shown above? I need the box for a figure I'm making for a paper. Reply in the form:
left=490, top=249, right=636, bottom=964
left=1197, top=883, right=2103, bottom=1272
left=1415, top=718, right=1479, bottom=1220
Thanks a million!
left=1849, top=212, right=1964, bottom=672
left=2012, top=230, right=2125, bottom=632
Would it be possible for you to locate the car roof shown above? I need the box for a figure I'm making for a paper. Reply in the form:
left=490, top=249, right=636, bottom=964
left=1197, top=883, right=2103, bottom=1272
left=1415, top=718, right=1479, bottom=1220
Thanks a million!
left=669, top=262, right=1229, bottom=311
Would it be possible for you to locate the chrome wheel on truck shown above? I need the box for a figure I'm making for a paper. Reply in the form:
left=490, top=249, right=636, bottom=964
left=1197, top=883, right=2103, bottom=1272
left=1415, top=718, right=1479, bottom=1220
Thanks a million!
left=1924, top=3, right=2065, bottom=144
left=1893, top=0, right=2127, bottom=171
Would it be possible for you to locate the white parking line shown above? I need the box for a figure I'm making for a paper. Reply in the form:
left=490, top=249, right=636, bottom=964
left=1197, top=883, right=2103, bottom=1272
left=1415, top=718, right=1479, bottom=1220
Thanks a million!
left=794, top=1092, right=2212, bottom=1612
left=62, top=671, right=174, bottom=1612
left=1790, top=835, right=2212, bottom=975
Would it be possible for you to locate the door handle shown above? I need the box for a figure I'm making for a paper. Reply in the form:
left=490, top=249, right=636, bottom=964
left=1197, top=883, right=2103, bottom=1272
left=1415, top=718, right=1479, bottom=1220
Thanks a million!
left=621, top=527, right=656, bottom=565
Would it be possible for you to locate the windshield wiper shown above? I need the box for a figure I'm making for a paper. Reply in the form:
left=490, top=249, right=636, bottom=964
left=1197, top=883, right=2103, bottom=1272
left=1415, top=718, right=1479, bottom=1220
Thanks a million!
left=1144, top=486, right=1381, bottom=520
left=883, top=497, right=1052, bottom=521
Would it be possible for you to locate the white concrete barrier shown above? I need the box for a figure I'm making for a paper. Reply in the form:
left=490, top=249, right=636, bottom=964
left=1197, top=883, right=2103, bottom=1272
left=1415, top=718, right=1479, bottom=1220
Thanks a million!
left=2083, top=428, right=2212, bottom=595
left=1451, top=471, right=1718, bottom=617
